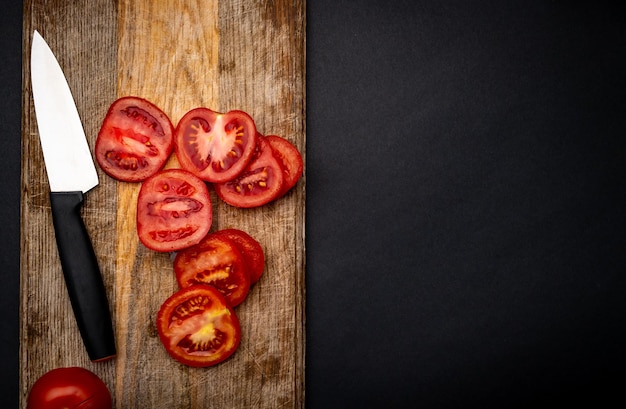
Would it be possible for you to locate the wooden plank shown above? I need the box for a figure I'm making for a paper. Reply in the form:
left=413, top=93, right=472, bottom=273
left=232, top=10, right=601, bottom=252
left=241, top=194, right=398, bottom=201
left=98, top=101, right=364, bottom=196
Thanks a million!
left=21, top=1, right=305, bottom=407
left=20, top=1, right=119, bottom=407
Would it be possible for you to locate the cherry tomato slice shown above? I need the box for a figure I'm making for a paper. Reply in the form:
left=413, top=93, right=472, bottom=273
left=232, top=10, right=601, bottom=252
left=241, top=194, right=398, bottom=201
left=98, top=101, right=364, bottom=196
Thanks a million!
left=212, top=228, right=265, bottom=283
left=265, top=134, right=303, bottom=197
left=157, top=285, right=241, bottom=367
left=174, top=108, right=258, bottom=183
left=214, top=135, right=284, bottom=208
left=174, top=233, right=251, bottom=306
left=137, top=169, right=212, bottom=252
left=95, top=96, right=174, bottom=182
left=27, top=367, right=112, bottom=409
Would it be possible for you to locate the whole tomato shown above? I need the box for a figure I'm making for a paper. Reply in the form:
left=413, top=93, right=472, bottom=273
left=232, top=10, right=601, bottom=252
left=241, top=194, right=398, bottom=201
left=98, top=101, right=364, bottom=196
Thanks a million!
left=27, top=367, right=112, bottom=409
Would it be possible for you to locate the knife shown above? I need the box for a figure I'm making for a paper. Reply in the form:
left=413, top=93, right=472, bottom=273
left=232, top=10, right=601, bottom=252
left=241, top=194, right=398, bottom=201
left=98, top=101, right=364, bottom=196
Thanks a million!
left=30, top=30, right=116, bottom=362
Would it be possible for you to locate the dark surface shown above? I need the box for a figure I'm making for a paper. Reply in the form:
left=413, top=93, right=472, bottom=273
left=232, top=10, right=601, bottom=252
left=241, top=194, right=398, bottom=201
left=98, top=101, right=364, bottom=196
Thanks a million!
left=1, top=1, right=23, bottom=407
left=305, top=1, right=625, bottom=408
left=3, top=1, right=625, bottom=408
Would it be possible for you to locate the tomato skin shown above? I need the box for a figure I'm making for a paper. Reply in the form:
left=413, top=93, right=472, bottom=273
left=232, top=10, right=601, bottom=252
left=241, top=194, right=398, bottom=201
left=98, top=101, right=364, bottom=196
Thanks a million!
left=212, top=228, right=264, bottom=283
left=27, top=367, right=111, bottom=409
left=174, top=233, right=251, bottom=306
left=96, top=96, right=174, bottom=182
left=265, top=134, right=303, bottom=197
left=214, top=135, right=284, bottom=208
left=157, top=285, right=241, bottom=367
left=174, top=108, right=258, bottom=183
left=137, top=168, right=212, bottom=252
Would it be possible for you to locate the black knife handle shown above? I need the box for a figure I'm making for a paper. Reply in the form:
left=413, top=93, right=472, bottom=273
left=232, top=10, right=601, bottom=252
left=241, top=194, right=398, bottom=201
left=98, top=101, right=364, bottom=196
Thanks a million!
left=49, top=191, right=116, bottom=362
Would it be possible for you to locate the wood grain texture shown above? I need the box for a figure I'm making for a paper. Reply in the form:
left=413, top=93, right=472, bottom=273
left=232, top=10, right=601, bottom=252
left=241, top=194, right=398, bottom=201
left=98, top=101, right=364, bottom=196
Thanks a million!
left=20, top=1, right=305, bottom=408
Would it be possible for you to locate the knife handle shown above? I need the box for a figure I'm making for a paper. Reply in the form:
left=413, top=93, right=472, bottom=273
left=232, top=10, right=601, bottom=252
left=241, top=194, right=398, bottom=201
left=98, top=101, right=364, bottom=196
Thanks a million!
left=50, top=191, right=116, bottom=362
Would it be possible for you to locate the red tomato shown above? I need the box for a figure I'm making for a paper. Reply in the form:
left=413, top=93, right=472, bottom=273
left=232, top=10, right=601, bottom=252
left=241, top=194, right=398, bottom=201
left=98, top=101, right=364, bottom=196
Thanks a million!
left=214, top=135, right=284, bottom=208
left=212, top=228, right=265, bottom=283
left=157, top=285, right=241, bottom=367
left=137, top=169, right=212, bottom=252
left=265, top=134, right=303, bottom=197
left=174, top=108, right=258, bottom=183
left=174, top=233, right=251, bottom=306
left=27, top=367, right=111, bottom=409
left=95, top=96, right=174, bottom=182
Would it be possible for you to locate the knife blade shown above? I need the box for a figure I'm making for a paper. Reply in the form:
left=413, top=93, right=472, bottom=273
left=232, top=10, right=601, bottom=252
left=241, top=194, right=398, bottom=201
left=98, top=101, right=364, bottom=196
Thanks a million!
left=30, top=30, right=116, bottom=362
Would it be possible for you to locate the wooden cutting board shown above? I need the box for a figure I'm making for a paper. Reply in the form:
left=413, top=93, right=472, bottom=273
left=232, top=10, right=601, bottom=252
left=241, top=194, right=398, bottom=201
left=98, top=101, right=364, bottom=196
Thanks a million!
left=20, top=1, right=305, bottom=407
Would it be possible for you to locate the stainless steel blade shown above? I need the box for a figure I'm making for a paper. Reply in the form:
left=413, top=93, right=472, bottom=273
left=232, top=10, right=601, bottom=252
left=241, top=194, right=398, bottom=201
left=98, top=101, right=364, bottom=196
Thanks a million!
left=31, top=30, right=98, bottom=193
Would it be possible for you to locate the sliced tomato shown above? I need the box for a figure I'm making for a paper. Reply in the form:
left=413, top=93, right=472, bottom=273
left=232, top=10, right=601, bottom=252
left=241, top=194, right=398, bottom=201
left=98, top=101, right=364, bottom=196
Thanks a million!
left=265, top=134, right=303, bottom=197
left=95, top=96, right=174, bottom=182
left=137, top=169, right=212, bottom=252
left=157, top=285, right=241, bottom=367
left=213, top=228, right=264, bottom=283
left=174, top=108, right=258, bottom=183
left=174, top=233, right=251, bottom=306
left=27, top=367, right=112, bottom=409
left=214, top=135, right=284, bottom=208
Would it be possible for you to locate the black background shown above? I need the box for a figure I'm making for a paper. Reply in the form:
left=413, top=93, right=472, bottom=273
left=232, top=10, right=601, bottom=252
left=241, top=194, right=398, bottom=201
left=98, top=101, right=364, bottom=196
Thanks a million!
left=2, top=1, right=625, bottom=408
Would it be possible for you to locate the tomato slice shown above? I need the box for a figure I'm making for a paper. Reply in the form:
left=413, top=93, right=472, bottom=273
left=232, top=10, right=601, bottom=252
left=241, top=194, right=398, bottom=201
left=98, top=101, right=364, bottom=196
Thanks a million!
left=95, top=96, right=174, bottom=182
left=174, top=233, right=251, bottom=306
left=27, top=367, right=112, bottom=409
left=265, top=134, right=303, bottom=197
left=214, top=135, right=284, bottom=208
left=212, top=228, right=264, bottom=283
left=137, top=169, right=212, bottom=252
left=156, top=285, right=241, bottom=367
left=174, top=108, right=258, bottom=183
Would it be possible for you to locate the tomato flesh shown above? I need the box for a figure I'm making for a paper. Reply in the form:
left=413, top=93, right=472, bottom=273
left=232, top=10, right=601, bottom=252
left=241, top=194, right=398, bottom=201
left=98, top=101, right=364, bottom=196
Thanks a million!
left=265, top=134, right=303, bottom=197
left=175, top=108, right=258, bottom=183
left=27, top=367, right=111, bottom=409
left=213, top=228, right=264, bottom=283
left=215, top=135, right=284, bottom=208
left=174, top=233, right=251, bottom=306
left=157, top=285, right=241, bottom=367
left=96, top=96, right=174, bottom=182
left=137, top=169, right=212, bottom=252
